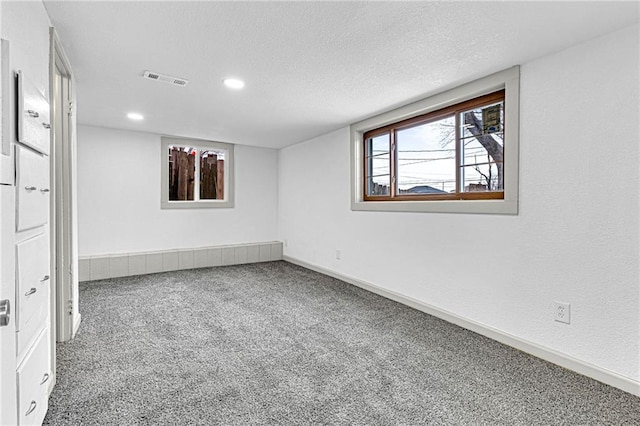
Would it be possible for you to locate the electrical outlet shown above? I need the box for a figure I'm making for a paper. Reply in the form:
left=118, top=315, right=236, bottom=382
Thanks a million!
left=284, top=239, right=288, bottom=247
left=554, top=301, right=571, bottom=324
left=335, top=249, right=341, bottom=260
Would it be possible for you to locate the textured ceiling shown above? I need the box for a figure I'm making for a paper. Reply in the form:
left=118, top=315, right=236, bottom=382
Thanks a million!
left=42, top=1, right=639, bottom=149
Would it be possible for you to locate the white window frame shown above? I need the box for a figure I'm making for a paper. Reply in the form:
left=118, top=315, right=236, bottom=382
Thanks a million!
left=350, top=66, right=520, bottom=215
left=161, top=136, right=234, bottom=209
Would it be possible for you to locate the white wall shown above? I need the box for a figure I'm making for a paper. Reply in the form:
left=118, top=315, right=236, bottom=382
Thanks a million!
left=77, top=125, right=278, bottom=256
left=2, top=2, right=51, bottom=100
left=278, top=25, right=640, bottom=383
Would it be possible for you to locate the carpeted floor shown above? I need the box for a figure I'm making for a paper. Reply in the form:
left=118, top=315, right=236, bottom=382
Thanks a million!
left=44, top=261, right=639, bottom=425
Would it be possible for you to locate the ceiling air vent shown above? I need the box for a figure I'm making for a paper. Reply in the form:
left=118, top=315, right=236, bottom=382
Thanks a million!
left=143, top=70, right=188, bottom=87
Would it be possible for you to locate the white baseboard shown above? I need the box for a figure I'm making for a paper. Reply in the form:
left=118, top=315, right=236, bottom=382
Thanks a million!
left=283, top=255, right=640, bottom=397
left=79, top=241, right=283, bottom=282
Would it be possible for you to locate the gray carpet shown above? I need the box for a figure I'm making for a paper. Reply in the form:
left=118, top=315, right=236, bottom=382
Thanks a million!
left=44, top=261, right=639, bottom=425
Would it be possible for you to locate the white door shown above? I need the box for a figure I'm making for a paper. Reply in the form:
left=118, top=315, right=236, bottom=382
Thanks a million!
left=0, top=186, right=17, bottom=426
left=0, top=33, right=18, bottom=426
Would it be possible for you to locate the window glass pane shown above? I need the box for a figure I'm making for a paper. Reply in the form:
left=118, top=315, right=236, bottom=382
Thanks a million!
left=370, top=155, right=390, bottom=177
left=200, top=150, right=225, bottom=200
left=397, top=116, right=456, bottom=195
left=366, top=175, right=390, bottom=196
left=366, top=134, right=390, bottom=196
left=367, top=134, right=389, bottom=158
left=460, top=163, right=501, bottom=192
left=459, top=102, right=504, bottom=192
left=168, top=146, right=195, bottom=201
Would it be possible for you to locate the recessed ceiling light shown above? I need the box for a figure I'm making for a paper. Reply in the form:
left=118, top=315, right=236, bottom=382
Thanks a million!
left=223, top=78, right=245, bottom=89
left=127, top=112, right=144, bottom=121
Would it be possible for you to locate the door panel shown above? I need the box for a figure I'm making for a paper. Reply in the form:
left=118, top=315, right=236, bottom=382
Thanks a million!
left=16, top=145, right=49, bottom=231
left=16, top=232, right=49, bottom=330
left=0, top=186, right=18, bottom=426
left=16, top=328, right=50, bottom=426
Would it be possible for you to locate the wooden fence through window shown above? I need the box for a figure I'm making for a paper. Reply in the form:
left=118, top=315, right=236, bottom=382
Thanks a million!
left=169, top=147, right=224, bottom=201
left=200, top=153, right=224, bottom=200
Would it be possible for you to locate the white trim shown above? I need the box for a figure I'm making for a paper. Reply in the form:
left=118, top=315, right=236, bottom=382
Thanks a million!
left=350, top=66, right=520, bottom=215
left=50, top=27, right=79, bottom=349
left=78, top=241, right=283, bottom=281
left=160, top=136, right=234, bottom=209
left=283, top=255, right=640, bottom=397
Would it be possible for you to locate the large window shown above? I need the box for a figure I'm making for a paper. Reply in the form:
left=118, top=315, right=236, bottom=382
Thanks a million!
left=161, top=137, right=234, bottom=209
left=351, top=66, right=519, bottom=214
left=364, top=91, right=505, bottom=201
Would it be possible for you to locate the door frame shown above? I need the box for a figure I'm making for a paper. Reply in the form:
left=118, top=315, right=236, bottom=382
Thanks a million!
left=49, top=27, right=79, bottom=391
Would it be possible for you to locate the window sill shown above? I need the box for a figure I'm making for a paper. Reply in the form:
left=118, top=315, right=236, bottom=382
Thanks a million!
left=351, top=198, right=517, bottom=215
left=161, top=200, right=234, bottom=209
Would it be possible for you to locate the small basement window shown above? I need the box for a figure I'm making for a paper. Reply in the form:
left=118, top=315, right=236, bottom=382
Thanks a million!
left=351, top=66, right=520, bottom=214
left=161, top=137, right=234, bottom=209
left=364, top=90, right=505, bottom=201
